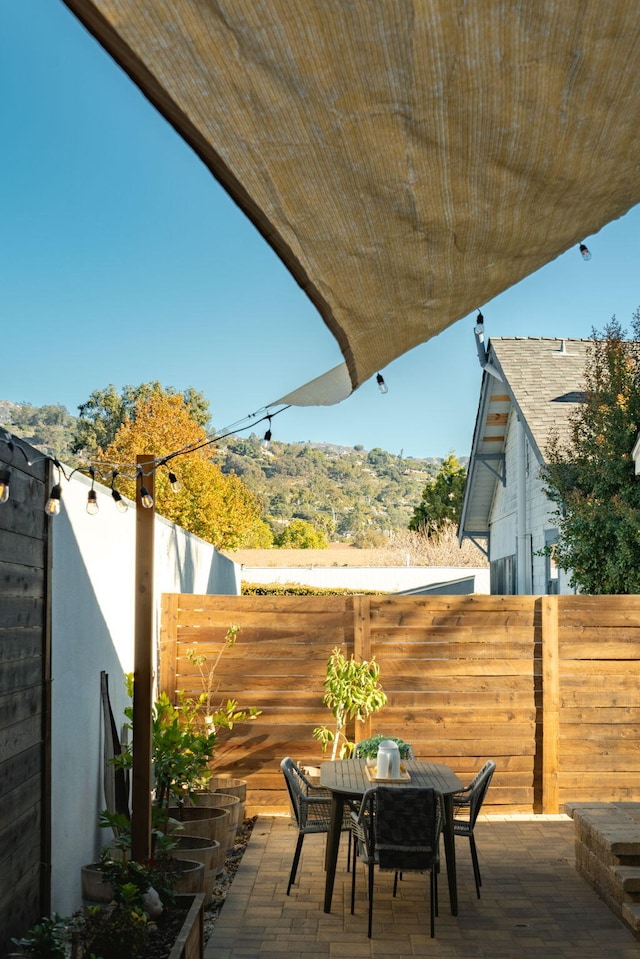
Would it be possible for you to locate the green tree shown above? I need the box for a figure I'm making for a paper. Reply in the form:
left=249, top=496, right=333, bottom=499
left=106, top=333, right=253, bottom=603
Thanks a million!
left=313, top=647, right=387, bottom=760
left=8, top=403, right=76, bottom=459
left=72, top=381, right=210, bottom=455
left=409, top=452, right=466, bottom=535
left=274, top=518, right=328, bottom=548
left=541, top=314, right=640, bottom=593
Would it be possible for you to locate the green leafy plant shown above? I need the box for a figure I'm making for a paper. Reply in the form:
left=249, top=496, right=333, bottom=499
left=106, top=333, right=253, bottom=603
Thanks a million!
left=313, top=647, right=387, bottom=760
left=354, top=734, right=412, bottom=759
left=11, top=914, right=66, bottom=958
left=183, top=625, right=261, bottom=731
left=542, top=314, right=640, bottom=593
left=112, top=677, right=217, bottom=815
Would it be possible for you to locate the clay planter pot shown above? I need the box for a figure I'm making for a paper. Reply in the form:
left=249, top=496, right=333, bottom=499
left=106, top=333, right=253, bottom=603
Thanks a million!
left=185, top=793, right=241, bottom=852
left=166, top=835, right=222, bottom=901
left=81, top=858, right=205, bottom=903
left=168, top=806, right=230, bottom=872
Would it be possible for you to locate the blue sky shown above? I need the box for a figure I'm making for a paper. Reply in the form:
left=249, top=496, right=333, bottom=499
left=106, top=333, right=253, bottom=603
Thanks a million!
left=2, top=1, right=640, bottom=459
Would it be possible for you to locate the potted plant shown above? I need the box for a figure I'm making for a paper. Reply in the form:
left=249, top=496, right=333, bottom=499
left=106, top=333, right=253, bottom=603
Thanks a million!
left=11, top=869, right=206, bottom=959
left=354, top=733, right=413, bottom=764
left=313, top=646, right=387, bottom=760
left=9, top=914, right=66, bottom=958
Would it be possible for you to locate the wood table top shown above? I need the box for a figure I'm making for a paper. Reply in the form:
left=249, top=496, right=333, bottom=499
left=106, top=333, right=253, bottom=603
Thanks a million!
left=320, top=758, right=463, bottom=796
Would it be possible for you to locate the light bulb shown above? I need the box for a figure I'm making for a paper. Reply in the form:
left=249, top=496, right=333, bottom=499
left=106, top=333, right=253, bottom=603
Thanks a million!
left=579, top=243, right=592, bottom=261
left=475, top=309, right=484, bottom=334
left=376, top=373, right=388, bottom=395
left=86, top=489, right=99, bottom=515
left=168, top=471, right=182, bottom=493
left=45, top=483, right=62, bottom=516
left=0, top=468, right=10, bottom=504
left=111, top=488, right=128, bottom=513
left=140, top=485, right=154, bottom=509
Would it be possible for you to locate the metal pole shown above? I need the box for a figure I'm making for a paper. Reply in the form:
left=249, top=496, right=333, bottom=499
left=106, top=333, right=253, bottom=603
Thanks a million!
left=131, top=454, right=155, bottom=862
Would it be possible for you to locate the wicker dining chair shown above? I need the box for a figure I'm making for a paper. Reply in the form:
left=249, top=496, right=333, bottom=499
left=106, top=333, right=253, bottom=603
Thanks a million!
left=280, top=757, right=351, bottom=894
left=451, top=760, right=496, bottom=898
left=350, top=786, right=444, bottom=938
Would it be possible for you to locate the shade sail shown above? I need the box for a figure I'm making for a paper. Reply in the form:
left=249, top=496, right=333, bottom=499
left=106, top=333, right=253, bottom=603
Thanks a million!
left=63, top=1, right=640, bottom=391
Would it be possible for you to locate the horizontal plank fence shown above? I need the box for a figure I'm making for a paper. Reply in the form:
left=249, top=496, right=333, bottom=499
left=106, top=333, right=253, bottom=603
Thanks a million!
left=159, top=593, right=640, bottom=817
left=0, top=439, right=51, bottom=957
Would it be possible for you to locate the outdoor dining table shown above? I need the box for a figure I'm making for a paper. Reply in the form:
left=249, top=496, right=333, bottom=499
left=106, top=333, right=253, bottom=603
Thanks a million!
left=320, top=758, right=464, bottom=915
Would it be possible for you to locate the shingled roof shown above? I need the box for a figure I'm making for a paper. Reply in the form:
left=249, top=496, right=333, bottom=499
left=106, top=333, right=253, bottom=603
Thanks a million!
left=490, top=338, right=591, bottom=459
left=459, top=337, right=590, bottom=543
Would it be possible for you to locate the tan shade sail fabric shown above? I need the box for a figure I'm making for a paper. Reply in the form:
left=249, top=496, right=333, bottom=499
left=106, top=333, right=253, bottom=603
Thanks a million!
left=270, top=363, right=352, bottom=407
left=63, top=1, right=640, bottom=390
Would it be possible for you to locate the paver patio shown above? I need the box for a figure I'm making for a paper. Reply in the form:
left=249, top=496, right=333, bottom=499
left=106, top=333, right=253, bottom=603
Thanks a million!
left=206, top=814, right=640, bottom=959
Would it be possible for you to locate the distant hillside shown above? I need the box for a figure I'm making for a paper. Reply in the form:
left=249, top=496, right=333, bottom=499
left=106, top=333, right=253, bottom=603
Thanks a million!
left=0, top=398, right=461, bottom=540
left=217, top=434, right=451, bottom=541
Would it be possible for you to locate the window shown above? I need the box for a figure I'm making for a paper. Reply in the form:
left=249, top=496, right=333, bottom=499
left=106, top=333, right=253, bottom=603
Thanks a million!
left=490, top=555, right=516, bottom=594
left=545, top=529, right=559, bottom=594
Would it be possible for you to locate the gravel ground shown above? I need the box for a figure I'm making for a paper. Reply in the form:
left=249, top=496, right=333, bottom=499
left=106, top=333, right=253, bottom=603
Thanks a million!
left=203, top=815, right=257, bottom=942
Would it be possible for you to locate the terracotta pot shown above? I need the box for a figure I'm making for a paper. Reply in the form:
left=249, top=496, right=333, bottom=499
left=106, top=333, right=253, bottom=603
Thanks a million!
left=166, top=835, right=222, bottom=898
left=81, top=858, right=205, bottom=903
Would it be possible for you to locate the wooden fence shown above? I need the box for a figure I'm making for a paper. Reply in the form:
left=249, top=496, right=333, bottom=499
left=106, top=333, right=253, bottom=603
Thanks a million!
left=0, top=438, right=51, bottom=955
left=159, top=593, right=640, bottom=817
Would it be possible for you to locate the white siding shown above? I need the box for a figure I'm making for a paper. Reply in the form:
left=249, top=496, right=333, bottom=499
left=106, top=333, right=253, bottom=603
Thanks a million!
left=488, top=411, right=517, bottom=561
left=487, top=414, right=574, bottom=594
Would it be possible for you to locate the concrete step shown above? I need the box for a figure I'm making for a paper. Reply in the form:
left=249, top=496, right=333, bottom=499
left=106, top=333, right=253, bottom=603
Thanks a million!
left=612, top=865, right=640, bottom=893
left=621, top=900, right=640, bottom=935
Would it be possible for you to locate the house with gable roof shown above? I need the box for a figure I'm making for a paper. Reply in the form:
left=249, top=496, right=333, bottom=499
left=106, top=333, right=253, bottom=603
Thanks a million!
left=459, top=336, right=592, bottom=594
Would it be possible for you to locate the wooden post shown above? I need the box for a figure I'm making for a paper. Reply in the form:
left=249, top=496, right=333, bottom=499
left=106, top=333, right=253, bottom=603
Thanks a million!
left=131, top=455, right=155, bottom=862
left=353, top=596, right=371, bottom=743
left=541, top=595, right=560, bottom=814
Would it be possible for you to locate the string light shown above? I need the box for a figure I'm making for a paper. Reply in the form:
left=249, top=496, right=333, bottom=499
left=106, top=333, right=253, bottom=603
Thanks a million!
left=167, top=470, right=182, bottom=493
left=111, top=488, right=128, bottom=513
left=45, top=483, right=62, bottom=516
left=475, top=310, right=484, bottom=333
left=262, top=417, right=272, bottom=449
left=139, top=485, right=154, bottom=509
left=376, top=373, right=388, bottom=395
left=1, top=404, right=290, bottom=517
left=579, top=242, right=592, bottom=261
left=86, top=469, right=99, bottom=515
left=0, top=467, right=10, bottom=504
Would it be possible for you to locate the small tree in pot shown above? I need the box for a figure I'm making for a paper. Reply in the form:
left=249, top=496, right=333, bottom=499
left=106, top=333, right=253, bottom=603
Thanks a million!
left=313, top=647, right=387, bottom=760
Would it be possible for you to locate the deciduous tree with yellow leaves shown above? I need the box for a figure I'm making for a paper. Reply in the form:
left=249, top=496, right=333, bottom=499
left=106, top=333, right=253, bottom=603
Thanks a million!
left=97, top=386, right=273, bottom=549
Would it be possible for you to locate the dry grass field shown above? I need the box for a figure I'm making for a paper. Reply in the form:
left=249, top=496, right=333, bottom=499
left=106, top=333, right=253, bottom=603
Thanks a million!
left=226, top=526, right=486, bottom=569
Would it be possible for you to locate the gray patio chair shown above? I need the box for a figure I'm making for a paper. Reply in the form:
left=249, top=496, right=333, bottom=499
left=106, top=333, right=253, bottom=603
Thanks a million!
left=280, top=757, right=351, bottom=894
left=350, top=786, right=443, bottom=938
left=451, top=760, right=496, bottom=898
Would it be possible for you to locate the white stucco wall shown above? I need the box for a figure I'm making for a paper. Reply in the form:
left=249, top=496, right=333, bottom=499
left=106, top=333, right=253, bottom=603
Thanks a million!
left=241, top=565, right=490, bottom=593
left=50, top=472, right=239, bottom=915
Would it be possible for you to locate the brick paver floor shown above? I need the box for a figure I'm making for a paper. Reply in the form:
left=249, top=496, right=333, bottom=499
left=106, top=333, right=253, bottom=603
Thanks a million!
left=206, top=815, right=640, bottom=959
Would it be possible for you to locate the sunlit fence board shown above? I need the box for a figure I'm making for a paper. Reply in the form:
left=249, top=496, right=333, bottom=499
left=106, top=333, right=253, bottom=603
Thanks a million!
left=160, top=592, right=640, bottom=816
